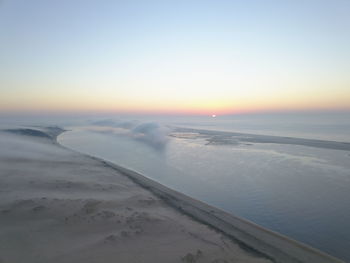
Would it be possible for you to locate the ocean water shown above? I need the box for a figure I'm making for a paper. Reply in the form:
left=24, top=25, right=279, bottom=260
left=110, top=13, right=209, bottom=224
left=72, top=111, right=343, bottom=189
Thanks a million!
left=58, top=114, right=350, bottom=261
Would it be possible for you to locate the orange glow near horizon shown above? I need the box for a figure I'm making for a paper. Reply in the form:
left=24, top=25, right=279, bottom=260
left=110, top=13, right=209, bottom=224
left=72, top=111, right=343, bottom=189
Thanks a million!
left=1, top=88, right=350, bottom=116
left=2, top=61, right=349, bottom=116
left=1, top=1, right=350, bottom=116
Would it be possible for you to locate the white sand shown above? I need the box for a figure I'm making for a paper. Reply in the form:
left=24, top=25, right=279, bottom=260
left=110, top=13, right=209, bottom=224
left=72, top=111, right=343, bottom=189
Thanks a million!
left=0, top=128, right=271, bottom=263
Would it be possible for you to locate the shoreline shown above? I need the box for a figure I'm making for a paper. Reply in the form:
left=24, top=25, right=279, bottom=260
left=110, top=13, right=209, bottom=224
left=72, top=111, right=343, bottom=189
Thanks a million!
left=88, top=157, right=343, bottom=263
left=1, top=126, right=274, bottom=263
left=0, top=126, right=344, bottom=263
left=56, top=128, right=343, bottom=263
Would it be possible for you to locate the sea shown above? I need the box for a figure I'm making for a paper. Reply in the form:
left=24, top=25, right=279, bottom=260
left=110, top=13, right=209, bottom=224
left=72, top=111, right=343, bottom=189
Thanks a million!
left=58, top=112, right=350, bottom=261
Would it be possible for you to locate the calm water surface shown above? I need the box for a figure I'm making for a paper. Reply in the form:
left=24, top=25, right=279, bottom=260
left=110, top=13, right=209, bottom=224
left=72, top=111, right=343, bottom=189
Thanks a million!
left=58, top=117, right=350, bottom=261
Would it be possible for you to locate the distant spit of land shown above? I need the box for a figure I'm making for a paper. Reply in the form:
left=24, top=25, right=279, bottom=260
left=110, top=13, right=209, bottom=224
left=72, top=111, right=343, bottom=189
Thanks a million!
left=172, top=127, right=350, bottom=151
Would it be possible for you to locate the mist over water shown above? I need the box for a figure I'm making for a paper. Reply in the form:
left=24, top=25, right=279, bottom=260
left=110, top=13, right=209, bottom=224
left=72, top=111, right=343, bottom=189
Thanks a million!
left=89, top=120, right=170, bottom=150
left=8, top=112, right=349, bottom=261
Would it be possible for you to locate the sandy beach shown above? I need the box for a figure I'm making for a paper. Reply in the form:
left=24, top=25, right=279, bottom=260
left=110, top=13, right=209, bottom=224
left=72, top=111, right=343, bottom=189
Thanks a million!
left=0, top=127, right=343, bottom=263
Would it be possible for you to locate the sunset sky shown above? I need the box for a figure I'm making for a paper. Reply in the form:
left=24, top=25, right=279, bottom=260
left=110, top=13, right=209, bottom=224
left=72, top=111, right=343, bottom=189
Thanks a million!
left=1, top=0, right=349, bottom=115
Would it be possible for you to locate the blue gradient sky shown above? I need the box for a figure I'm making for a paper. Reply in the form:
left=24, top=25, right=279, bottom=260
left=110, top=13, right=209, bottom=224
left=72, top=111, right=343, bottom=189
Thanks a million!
left=1, top=0, right=349, bottom=114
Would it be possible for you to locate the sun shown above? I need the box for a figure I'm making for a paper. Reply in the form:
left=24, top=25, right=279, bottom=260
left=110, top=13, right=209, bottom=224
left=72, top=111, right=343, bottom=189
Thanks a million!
left=211, top=114, right=216, bottom=118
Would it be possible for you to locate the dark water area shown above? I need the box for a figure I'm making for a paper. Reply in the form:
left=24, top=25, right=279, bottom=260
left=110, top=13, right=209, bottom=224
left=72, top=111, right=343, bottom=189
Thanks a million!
left=58, top=115, right=350, bottom=261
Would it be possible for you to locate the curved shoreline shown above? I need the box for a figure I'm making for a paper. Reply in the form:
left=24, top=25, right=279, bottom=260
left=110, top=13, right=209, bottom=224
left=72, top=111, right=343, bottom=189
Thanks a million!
left=56, top=129, right=344, bottom=263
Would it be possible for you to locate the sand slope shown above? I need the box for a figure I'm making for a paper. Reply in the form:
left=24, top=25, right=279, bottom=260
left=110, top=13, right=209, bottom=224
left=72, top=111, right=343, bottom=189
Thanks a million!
left=0, top=128, right=271, bottom=263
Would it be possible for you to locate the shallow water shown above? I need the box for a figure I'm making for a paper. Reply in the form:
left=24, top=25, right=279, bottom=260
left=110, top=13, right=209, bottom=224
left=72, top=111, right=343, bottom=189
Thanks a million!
left=59, top=117, right=350, bottom=261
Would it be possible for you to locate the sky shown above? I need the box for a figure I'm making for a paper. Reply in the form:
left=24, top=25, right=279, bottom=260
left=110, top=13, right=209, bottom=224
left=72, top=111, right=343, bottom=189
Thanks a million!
left=0, top=0, right=349, bottom=115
